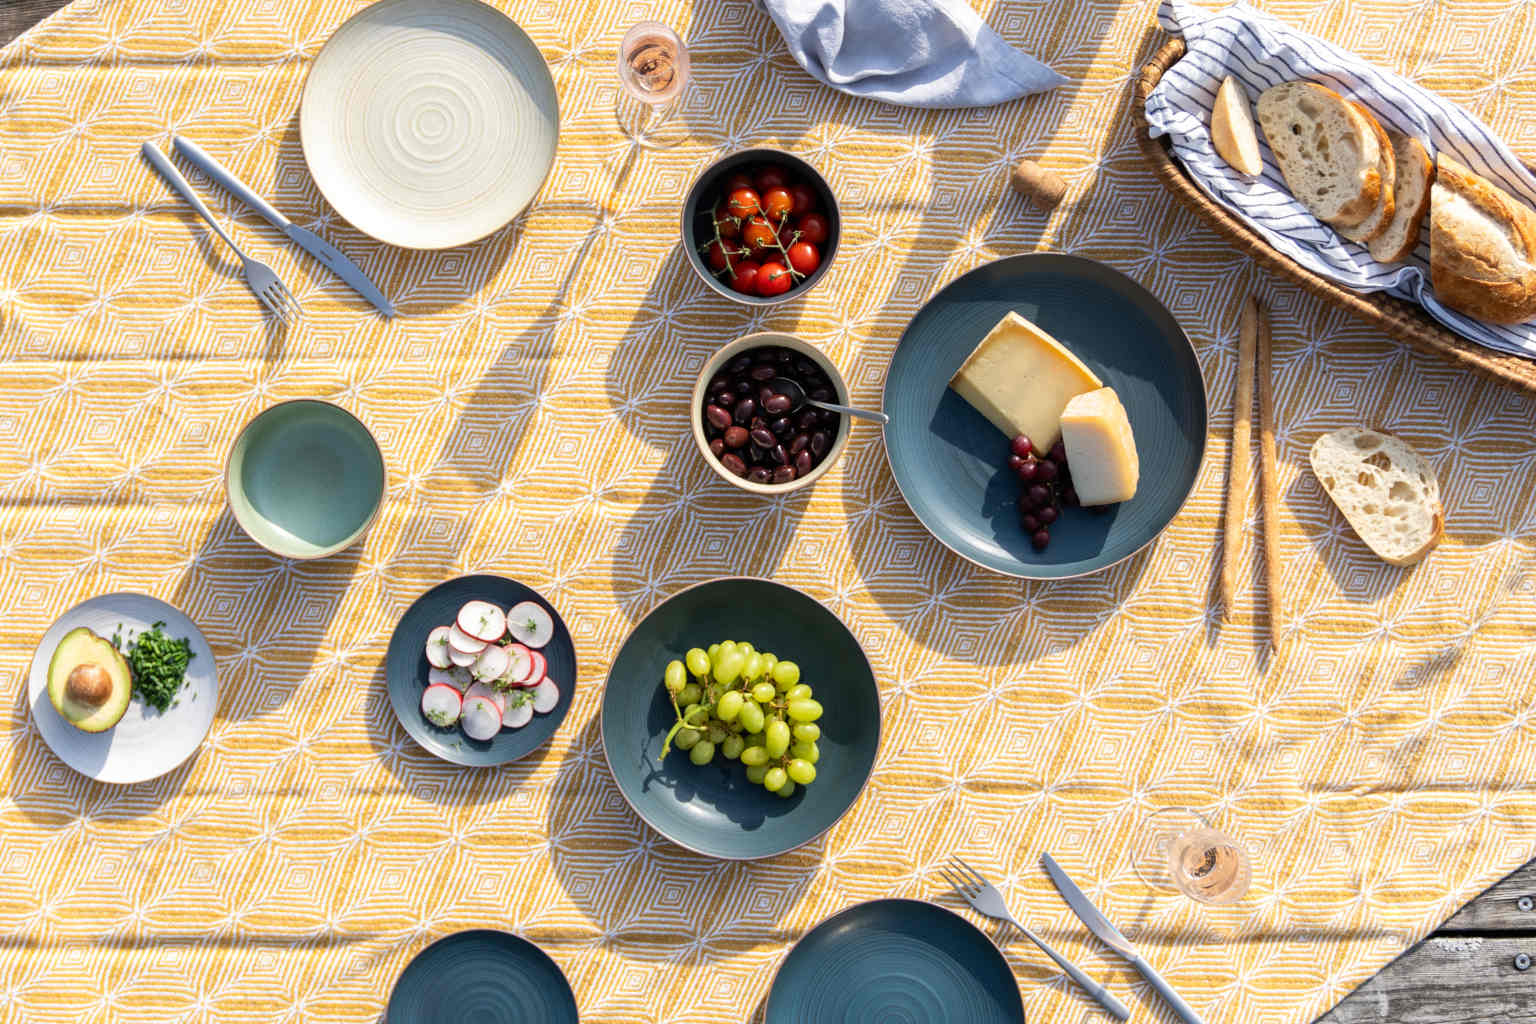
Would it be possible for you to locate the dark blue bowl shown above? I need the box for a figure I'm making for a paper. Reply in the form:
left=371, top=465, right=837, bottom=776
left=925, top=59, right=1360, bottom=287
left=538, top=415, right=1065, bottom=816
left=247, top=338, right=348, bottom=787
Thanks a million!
left=600, top=577, right=880, bottom=859
left=681, top=147, right=840, bottom=306
left=386, top=929, right=578, bottom=1023
left=766, top=899, right=1025, bottom=1023
left=882, top=252, right=1208, bottom=579
left=384, top=574, right=577, bottom=766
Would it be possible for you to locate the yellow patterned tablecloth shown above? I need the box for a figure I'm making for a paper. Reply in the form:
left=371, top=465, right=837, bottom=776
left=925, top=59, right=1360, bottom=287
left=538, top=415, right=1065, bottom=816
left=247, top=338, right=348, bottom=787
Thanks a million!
left=3, top=0, right=1536, bottom=1020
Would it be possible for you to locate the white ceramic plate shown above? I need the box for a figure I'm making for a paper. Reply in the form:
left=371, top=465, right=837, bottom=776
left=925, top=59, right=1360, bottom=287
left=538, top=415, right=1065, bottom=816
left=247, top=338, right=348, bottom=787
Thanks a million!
left=27, top=593, right=218, bottom=784
left=300, top=0, right=560, bottom=250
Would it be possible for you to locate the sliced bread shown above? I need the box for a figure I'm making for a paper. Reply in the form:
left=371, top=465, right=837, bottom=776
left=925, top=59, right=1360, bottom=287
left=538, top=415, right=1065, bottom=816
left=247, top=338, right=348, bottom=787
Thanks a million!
left=1211, top=75, right=1263, bottom=176
left=1256, top=82, right=1381, bottom=227
left=1430, top=154, right=1536, bottom=324
left=1336, top=103, right=1396, bottom=244
left=1367, top=132, right=1434, bottom=263
left=1309, top=428, right=1442, bottom=566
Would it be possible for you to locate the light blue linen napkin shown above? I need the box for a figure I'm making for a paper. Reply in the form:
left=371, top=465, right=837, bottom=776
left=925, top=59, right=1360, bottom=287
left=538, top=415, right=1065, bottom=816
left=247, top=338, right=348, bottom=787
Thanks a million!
left=759, top=0, right=1066, bottom=108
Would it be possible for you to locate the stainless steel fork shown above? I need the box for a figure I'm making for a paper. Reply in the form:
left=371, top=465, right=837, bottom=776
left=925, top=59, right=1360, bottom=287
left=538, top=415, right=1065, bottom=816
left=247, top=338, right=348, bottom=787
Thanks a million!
left=141, top=141, right=301, bottom=323
left=940, top=855, right=1130, bottom=1020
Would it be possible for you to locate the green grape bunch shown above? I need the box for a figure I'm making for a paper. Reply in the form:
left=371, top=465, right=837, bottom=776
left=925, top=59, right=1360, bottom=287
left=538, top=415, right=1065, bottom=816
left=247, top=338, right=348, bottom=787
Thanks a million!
left=659, top=640, right=823, bottom=797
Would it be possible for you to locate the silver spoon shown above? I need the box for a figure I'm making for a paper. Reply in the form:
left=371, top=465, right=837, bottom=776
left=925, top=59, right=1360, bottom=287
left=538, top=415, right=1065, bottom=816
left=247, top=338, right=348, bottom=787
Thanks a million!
left=770, top=377, right=889, bottom=425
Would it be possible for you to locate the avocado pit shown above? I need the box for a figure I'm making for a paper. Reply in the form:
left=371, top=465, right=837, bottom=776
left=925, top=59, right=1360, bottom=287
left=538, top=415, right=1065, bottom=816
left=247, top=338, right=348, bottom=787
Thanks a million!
left=65, top=662, right=113, bottom=707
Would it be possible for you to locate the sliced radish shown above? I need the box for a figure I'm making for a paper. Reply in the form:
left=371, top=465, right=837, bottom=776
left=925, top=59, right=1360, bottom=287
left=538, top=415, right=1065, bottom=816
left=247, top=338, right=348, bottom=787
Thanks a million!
left=500, top=643, right=533, bottom=686
left=427, top=666, right=470, bottom=692
left=460, top=696, right=502, bottom=741
left=471, top=643, right=510, bottom=682
left=464, top=681, right=506, bottom=714
left=531, top=677, right=559, bottom=714
left=457, top=601, right=506, bottom=644
left=506, top=601, right=554, bottom=649
left=425, top=626, right=454, bottom=668
left=526, top=649, right=547, bottom=683
left=421, top=684, right=462, bottom=727
left=447, top=623, right=487, bottom=655
left=502, top=689, right=533, bottom=728
left=447, top=645, right=479, bottom=667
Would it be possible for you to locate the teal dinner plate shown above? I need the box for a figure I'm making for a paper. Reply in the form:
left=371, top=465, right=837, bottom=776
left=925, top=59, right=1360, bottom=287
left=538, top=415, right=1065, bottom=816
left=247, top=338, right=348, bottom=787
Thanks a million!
left=384, top=574, right=577, bottom=767
left=882, top=253, right=1207, bottom=579
left=600, top=577, right=881, bottom=860
left=225, top=399, right=386, bottom=560
left=386, top=929, right=578, bottom=1023
left=766, top=899, right=1025, bottom=1023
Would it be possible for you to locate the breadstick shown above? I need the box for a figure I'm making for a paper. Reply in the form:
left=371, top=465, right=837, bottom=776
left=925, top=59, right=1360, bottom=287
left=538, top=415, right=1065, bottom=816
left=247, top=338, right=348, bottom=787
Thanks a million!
left=1221, top=299, right=1258, bottom=618
left=1255, top=300, right=1283, bottom=650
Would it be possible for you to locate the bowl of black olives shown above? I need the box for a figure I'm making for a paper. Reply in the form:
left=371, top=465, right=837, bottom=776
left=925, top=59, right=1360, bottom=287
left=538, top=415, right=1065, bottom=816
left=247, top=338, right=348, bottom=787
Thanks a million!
left=692, top=333, right=851, bottom=495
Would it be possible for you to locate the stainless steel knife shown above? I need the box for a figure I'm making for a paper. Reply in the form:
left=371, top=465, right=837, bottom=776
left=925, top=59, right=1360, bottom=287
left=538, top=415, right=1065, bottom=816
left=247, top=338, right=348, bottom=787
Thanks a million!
left=1042, top=852, right=1206, bottom=1024
left=171, top=135, right=395, bottom=318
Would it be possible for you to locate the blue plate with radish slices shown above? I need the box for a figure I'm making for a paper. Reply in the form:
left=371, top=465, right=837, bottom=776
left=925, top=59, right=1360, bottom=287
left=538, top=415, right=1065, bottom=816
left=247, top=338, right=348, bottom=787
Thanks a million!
left=385, top=574, right=576, bottom=767
left=386, top=928, right=578, bottom=1023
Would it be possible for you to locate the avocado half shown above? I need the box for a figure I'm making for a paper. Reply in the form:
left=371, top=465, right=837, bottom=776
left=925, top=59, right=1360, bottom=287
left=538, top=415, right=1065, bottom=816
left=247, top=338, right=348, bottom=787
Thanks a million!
left=46, top=626, right=131, bottom=733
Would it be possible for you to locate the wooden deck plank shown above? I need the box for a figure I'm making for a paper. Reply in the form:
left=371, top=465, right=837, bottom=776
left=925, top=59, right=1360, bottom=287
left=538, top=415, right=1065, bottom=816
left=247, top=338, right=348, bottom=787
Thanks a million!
left=2, top=1, right=1535, bottom=1022
left=1318, top=936, right=1536, bottom=1023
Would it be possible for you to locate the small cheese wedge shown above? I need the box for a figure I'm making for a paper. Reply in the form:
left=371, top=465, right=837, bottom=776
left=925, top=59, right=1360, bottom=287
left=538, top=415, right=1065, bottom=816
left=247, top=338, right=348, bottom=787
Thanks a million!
left=948, top=312, right=1102, bottom=452
left=1060, top=387, right=1138, bottom=506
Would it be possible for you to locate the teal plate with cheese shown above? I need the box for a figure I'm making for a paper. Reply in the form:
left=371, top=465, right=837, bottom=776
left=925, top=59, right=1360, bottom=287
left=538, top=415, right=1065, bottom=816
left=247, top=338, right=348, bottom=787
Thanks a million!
left=882, top=252, right=1207, bottom=580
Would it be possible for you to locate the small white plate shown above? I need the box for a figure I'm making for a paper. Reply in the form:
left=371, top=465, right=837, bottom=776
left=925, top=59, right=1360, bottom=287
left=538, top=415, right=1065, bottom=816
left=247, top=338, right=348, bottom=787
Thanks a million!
left=299, top=0, right=560, bottom=250
left=27, top=593, right=218, bottom=785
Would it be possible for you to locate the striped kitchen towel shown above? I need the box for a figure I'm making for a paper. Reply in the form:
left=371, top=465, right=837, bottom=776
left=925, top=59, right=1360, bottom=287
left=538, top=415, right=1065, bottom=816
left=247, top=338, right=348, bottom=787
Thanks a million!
left=1144, top=0, right=1536, bottom=359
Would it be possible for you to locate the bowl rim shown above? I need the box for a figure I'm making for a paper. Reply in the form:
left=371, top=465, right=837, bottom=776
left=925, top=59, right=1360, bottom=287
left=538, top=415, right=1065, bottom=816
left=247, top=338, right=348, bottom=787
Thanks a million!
left=297, top=0, right=561, bottom=251
left=386, top=927, right=579, bottom=1019
left=223, top=397, right=387, bottom=560
left=690, top=332, right=853, bottom=496
left=762, top=897, right=1026, bottom=1022
left=878, top=250, right=1210, bottom=581
left=681, top=146, right=840, bottom=306
left=597, top=574, right=882, bottom=861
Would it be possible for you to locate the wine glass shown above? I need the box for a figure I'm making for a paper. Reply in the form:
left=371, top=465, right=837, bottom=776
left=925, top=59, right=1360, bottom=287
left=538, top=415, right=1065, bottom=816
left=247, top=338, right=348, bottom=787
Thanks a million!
left=1130, top=807, right=1252, bottom=905
left=615, top=21, right=690, bottom=150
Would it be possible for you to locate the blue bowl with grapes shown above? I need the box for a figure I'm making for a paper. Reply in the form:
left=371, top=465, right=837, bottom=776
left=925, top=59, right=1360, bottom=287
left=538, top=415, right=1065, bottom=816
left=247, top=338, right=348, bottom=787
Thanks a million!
left=599, top=577, right=881, bottom=860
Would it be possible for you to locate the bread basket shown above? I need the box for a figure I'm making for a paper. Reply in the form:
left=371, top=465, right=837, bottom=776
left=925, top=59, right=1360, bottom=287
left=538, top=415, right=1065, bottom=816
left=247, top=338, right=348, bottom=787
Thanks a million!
left=1133, top=36, right=1536, bottom=397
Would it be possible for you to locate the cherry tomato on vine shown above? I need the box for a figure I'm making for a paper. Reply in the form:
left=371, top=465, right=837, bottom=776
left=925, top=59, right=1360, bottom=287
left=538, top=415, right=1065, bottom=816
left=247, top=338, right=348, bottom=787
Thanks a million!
left=723, top=172, right=754, bottom=192
left=753, top=167, right=788, bottom=191
left=728, top=260, right=762, bottom=294
left=726, top=188, right=761, bottom=219
left=705, top=241, right=746, bottom=273
left=740, top=216, right=779, bottom=258
left=794, top=212, right=830, bottom=246
left=788, top=184, right=817, bottom=217
left=786, top=241, right=821, bottom=276
left=755, top=261, right=794, bottom=297
left=761, top=187, right=794, bottom=221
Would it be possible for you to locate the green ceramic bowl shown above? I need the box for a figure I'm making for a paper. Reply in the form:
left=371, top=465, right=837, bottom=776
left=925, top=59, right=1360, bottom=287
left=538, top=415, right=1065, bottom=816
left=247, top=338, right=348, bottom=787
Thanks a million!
left=600, top=577, right=881, bottom=860
left=225, top=399, right=385, bottom=559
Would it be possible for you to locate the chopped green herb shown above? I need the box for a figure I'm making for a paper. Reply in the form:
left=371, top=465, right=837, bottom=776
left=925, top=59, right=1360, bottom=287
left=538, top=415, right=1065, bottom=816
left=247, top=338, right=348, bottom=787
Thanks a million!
left=116, top=620, right=193, bottom=712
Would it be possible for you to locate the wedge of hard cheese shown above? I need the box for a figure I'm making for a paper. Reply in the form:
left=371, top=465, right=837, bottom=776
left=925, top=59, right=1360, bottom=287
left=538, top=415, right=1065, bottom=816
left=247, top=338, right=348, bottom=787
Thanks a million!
left=948, top=312, right=1101, bottom=452
left=1060, top=387, right=1139, bottom=506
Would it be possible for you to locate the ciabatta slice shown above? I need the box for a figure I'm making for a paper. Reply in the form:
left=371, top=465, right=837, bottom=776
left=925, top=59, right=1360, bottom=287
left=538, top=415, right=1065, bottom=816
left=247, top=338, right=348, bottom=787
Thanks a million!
left=1256, top=82, right=1381, bottom=227
left=1336, top=104, right=1395, bottom=244
left=1368, top=132, right=1434, bottom=263
left=1308, top=428, right=1442, bottom=566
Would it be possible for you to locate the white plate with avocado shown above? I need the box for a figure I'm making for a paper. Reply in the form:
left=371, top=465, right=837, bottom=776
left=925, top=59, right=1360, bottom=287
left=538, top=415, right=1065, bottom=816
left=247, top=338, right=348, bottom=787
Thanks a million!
left=27, top=592, right=218, bottom=784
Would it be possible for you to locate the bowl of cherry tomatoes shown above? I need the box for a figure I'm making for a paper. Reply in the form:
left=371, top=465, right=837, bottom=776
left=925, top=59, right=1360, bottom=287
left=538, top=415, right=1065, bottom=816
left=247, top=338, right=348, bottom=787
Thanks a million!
left=682, top=148, right=839, bottom=306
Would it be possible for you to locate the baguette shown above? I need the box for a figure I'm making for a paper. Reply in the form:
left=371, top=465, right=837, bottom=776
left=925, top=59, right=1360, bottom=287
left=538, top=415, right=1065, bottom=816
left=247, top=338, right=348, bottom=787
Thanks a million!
left=1256, top=82, right=1382, bottom=227
left=1309, top=428, right=1442, bottom=566
left=1368, top=131, right=1434, bottom=263
left=1336, top=103, right=1395, bottom=244
left=1429, top=154, right=1536, bottom=324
